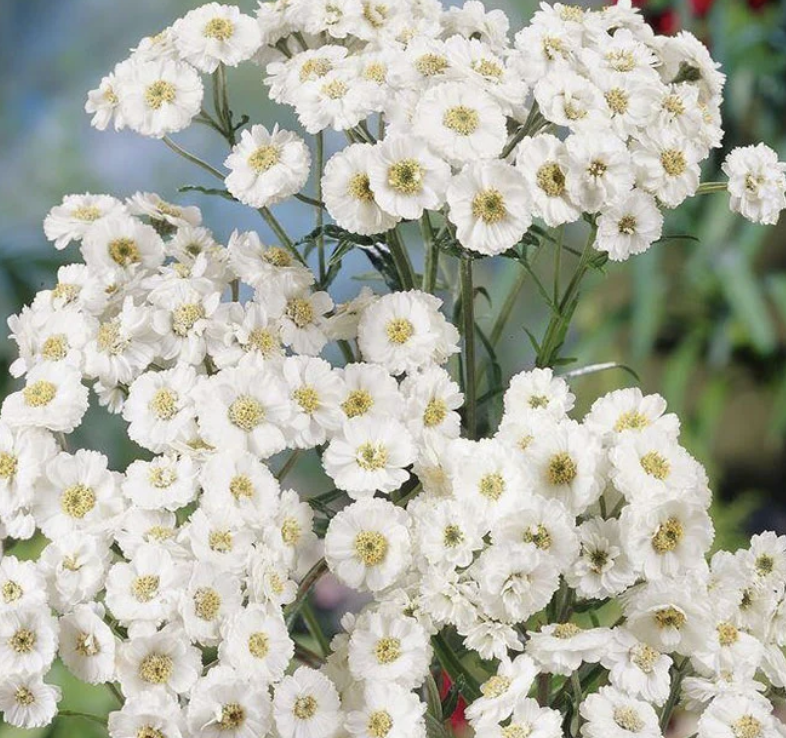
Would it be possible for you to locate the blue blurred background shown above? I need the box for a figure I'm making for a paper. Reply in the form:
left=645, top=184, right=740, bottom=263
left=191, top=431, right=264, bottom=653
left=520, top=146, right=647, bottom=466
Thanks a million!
left=1, top=0, right=786, bottom=734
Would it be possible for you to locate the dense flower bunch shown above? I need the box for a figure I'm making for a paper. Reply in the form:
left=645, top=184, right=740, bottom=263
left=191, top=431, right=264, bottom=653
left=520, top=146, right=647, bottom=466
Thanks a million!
left=2, top=0, right=786, bottom=737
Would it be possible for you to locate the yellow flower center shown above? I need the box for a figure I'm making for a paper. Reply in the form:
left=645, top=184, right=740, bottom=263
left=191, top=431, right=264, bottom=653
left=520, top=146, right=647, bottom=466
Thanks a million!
left=0, top=452, right=18, bottom=480
left=553, top=622, right=581, bottom=639
left=479, top=472, right=505, bottom=501
left=248, top=632, right=270, bottom=658
left=523, top=524, right=552, bottom=551
left=9, top=628, right=36, bottom=654
left=108, top=237, right=141, bottom=266
left=263, top=246, right=293, bottom=267
left=630, top=643, right=659, bottom=673
left=75, top=631, right=101, bottom=657
left=588, top=548, right=609, bottom=573
left=342, top=389, right=374, bottom=418
left=386, top=317, right=414, bottom=344
left=605, top=49, right=636, bottom=73
left=374, top=636, right=401, bottom=664
left=472, top=189, right=507, bottom=224
left=547, top=452, right=577, bottom=486
left=293, top=386, right=320, bottom=414
left=60, top=484, right=96, bottom=519
left=387, top=160, right=425, bottom=195
left=651, top=517, right=683, bottom=554
left=354, top=531, right=388, bottom=566
left=209, top=530, right=234, bottom=553
left=363, top=62, right=387, bottom=84
left=471, top=58, right=504, bottom=79
left=605, top=88, right=629, bottom=115
left=321, top=80, right=348, bottom=99
left=614, top=410, right=648, bottom=431
left=640, top=451, right=670, bottom=480
left=480, top=675, right=511, bottom=698
left=246, top=328, right=278, bottom=357
left=23, top=380, right=57, bottom=407
left=613, top=706, right=644, bottom=732
left=662, top=94, right=685, bottom=116
left=443, top=105, right=479, bottom=136
left=536, top=162, right=566, bottom=197
left=149, top=388, right=178, bottom=420
left=367, top=711, right=393, bottom=738
left=145, top=80, right=177, bottom=110
left=2, top=580, right=23, bottom=603
left=755, top=554, right=775, bottom=576
left=733, top=715, right=763, bottom=738
left=502, top=725, right=533, bottom=738
left=415, top=54, right=448, bottom=77
left=281, top=517, right=302, bottom=546
left=348, top=173, right=375, bottom=202
left=654, top=606, right=686, bottom=630
left=228, top=396, right=265, bottom=431
left=300, top=58, right=333, bottom=82
left=52, top=282, right=81, bottom=303
left=356, top=442, right=388, bottom=471
left=41, top=334, right=68, bottom=361
left=15, top=687, right=35, bottom=706
left=660, top=149, right=687, bottom=177
left=203, top=17, right=234, bottom=40
left=423, top=398, right=447, bottom=428
left=148, top=466, right=177, bottom=489
left=717, top=622, right=739, bottom=647
left=286, top=297, right=315, bottom=328
left=443, top=524, right=465, bottom=548
left=248, top=145, right=281, bottom=173
left=131, top=575, right=160, bottom=603
left=172, top=302, right=205, bottom=337
left=228, top=474, right=254, bottom=501
left=218, top=703, right=246, bottom=730
left=138, top=653, right=174, bottom=684
left=72, top=205, right=102, bottom=221
left=137, top=726, right=166, bottom=738
left=293, top=695, right=318, bottom=720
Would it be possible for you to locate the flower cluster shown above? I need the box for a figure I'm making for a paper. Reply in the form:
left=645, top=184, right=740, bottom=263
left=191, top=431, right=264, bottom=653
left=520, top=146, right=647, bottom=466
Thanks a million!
left=3, top=0, right=786, bottom=736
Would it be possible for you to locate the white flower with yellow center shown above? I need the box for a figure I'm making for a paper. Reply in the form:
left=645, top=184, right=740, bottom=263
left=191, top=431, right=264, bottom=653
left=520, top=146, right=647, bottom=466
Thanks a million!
left=722, top=144, right=786, bottom=226
left=526, top=419, right=605, bottom=515
left=609, top=426, right=709, bottom=506
left=200, top=448, right=280, bottom=530
left=225, top=124, right=311, bottom=209
left=263, top=488, right=318, bottom=573
left=264, top=46, right=350, bottom=107
left=412, top=496, right=483, bottom=569
left=444, top=437, right=529, bottom=530
left=116, top=625, right=201, bottom=698
left=600, top=628, right=673, bottom=707
left=0, top=674, right=61, bottom=730
left=594, top=189, right=664, bottom=262
left=81, top=214, right=165, bottom=279
left=107, top=691, right=186, bottom=738
left=276, top=284, right=334, bottom=357
left=388, top=37, right=454, bottom=90
left=2, top=363, right=89, bottom=435
left=115, top=57, right=204, bottom=138
left=186, top=664, right=273, bottom=738
left=227, top=229, right=314, bottom=293
left=34, top=449, right=123, bottom=541
left=515, top=134, right=582, bottom=227
left=288, top=0, right=365, bottom=40
left=657, top=30, right=725, bottom=105
left=584, top=387, right=679, bottom=443
left=58, top=603, right=116, bottom=685
left=194, top=356, right=293, bottom=458
left=697, top=693, right=777, bottom=738
left=246, top=549, right=298, bottom=608
left=323, top=143, right=400, bottom=236
left=414, top=81, right=506, bottom=166
left=357, top=290, right=459, bottom=376
left=460, top=619, right=524, bottom=662
left=85, top=70, right=124, bottom=132
left=345, top=681, right=426, bottom=738
left=218, top=604, right=294, bottom=684
left=446, top=160, right=533, bottom=256
left=283, top=355, right=345, bottom=448
left=209, top=301, right=286, bottom=370
left=511, top=16, right=578, bottom=86
left=534, top=69, right=609, bottom=132
left=127, top=191, right=202, bottom=232
left=582, top=27, right=660, bottom=83
left=564, top=132, right=634, bottom=213
left=34, top=262, right=110, bottom=315
left=114, top=508, right=181, bottom=560
left=0, top=556, right=46, bottom=615
left=580, top=686, right=662, bottom=738
left=347, top=610, right=431, bottom=688
left=181, top=508, right=256, bottom=574
left=621, top=497, right=714, bottom=581
left=337, top=362, right=402, bottom=424
left=43, top=193, right=127, bottom=250
left=172, top=3, right=262, bottom=73
left=323, top=416, right=416, bottom=498
left=0, top=607, right=59, bottom=676
left=631, top=128, right=703, bottom=208
left=179, top=563, right=243, bottom=647
left=464, top=653, right=539, bottom=728
left=444, top=6, right=512, bottom=58
left=122, top=454, right=199, bottom=512
left=400, top=365, right=463, bottom=444
left=123, top=365, right=200, bottom=454
left=479, top=698, right=563, bottom=738
left=273, top=667, right=342, bottom=738
left=503, top=367, right=575, bottom=421
left=325, top=497, right=411, bottom=592
left=366, top=135, right=451, bottom=221
left=595, top=72, right=662, bottom=139
left=527, top=623, right=610, bottom=676
left=104, top=544, right=183, bottom=632
left=566, top=517, right=637, bottom=600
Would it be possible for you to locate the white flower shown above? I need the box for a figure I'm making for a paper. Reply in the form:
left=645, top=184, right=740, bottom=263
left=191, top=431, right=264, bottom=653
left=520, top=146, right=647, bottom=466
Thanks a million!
left=43, top=193, right=127, bottom=250
left=180, top=563, right=243, bottom=646
left=412, top=497, right=483, bottom=569
left=34, top=449, right=122, bottom=540
left=108, top=691, right=187, bottom=738
left=86, top=72, right=124, bottom=132
left=128, top=192, right=202, bottom=231
left=565, top=133, right=634, bottom=213
left=227, top=229, right=313, bottom=292
left=186, top=665, right=273, bottom=738
left=265, top=47, right=350, bottom=106
left=173, top=3, right=262, bottom=73
left=327, top=287, right=379, bottom=342
left=446, top=160, right=533, bottom=256
left=621, top=497, right=714, bottom=580
left=347, top=610, right=431, bottom=689
left=273, top=667, right=342, bottom=738
left=0, top=556, right=46, bottom=614
left=503, top=367, right=575, bottom=420
left=225, top=125, right=311, bottom=209
left=325, top=498, right=411, bottom=593
left=527, top=419, right=605, bottom=515
left=597, top=73, right=662, bottom=139
left=465, top=654, right=539, bottom=727
left=194, top=356, right=293, bottom=458
left=322, top=143, right=400, bottom=236
left=401, top=365, right=463, bottom=444
left=516, top=134, right=581, bottom=227
left=580, top=686, right=662, bottom=738
left=535, top=70, right=608, bottom=131
left=2, top=363, right=89, bottom=434
left=180, top=508, right=255, bottom=574
left=631, top=129, right=703, bottom=208
left=323, top=416, right=416, bottom=497
left=461, top=619, right=524, bottom=661
left=722, top=144, right=786, bottom=226
left=283, top=356, right=345, bottom=448
left=115, top=58, right=204, bottom=138
left=512, top=18, right=577, bottom=86
left=337, top=363, right=402, bottom=422
left=601, top=628, right=672, bottom=706
left=81, top=214, right=165, bottom=278
left=366, top=136, right=451, bottom=221
left=478, top=698, right=563, bottom=738
left=657, top=30, right=725, bottom=104
left=566, top=517, right=637, bottom=600
left=123, top=365, right=200, bottom=454
left=584, top=387, right=679, bottom=442
left=0, top=607, right=59, bottom=676
left=444, top=2, right=511, bottom=53
left=58, top=603, right=117, bottom=684
left=278, top=285, right=334, bottom=357
left=527, top=623, right=609, bottom=676
left=0, top=674, right=61, bottom=729
left=697, top=693, right=777, bottom=738
left=200, top=448, right=280, bottom=530
left=345, top=681, right=426, bottom=738
left=117, top=625, right=201, bottom=697
left=219, top=604, right=294, bottom=684
left=357, top=291, right=459, bottom=376
left=414, top=82, right=506, bottom=165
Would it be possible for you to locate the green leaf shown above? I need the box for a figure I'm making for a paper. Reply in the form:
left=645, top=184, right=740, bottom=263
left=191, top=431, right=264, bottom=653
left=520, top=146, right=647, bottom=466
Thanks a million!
left=425, top=714, right=453, bottom=738
left=560, top=361, right=640, bottom=383
left=424, top=674, right=443, bottom=721
left=178, top=185, right=236, bottom=201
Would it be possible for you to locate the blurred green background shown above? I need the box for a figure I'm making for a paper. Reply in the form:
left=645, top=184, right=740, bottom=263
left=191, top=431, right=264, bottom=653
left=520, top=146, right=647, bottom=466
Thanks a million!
left=1, top=0, right=786, bottom=734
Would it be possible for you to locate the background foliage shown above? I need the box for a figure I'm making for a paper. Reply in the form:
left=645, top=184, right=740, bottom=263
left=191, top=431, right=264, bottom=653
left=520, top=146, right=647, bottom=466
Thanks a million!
left=1, top=0, right=785, bottom=734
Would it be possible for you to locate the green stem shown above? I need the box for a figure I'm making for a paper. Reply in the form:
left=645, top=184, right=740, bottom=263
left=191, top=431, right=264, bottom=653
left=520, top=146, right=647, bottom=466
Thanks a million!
left=571, top=671, right=583, bottom=735
left=387, top=229, right=416, bottom=290
left=461, top=257, right=477, bottom=439
left=162, top=136, right=225, bottom=181
left=537, top=673, right=551, bottom=706
left=295, top=641, right=325, bottom=668
left=276, top=449, right=301, bottom=482
left=106, top=682, right=123, bottom=704
left=660, top=657, right=689, bottom=732
left=286, top=558, right=328, bottom=627
left=696, top=181, right=728, bottom=194
left=301, top=600, right=331, bottom=658
left=431, top=632, right=482, bottom=702
left=420, top=212, right=439, bottom=293
left=553, top=224, right=565, bottom=304
left=316, top=131, right=326, bottom=283
left=60, top=711, right=107, bottom=726
left=218, top=63, right=234, bottom=145
left=259, top=207, right=306, bottom=266
left=294, top=193, right=325, bottom=208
